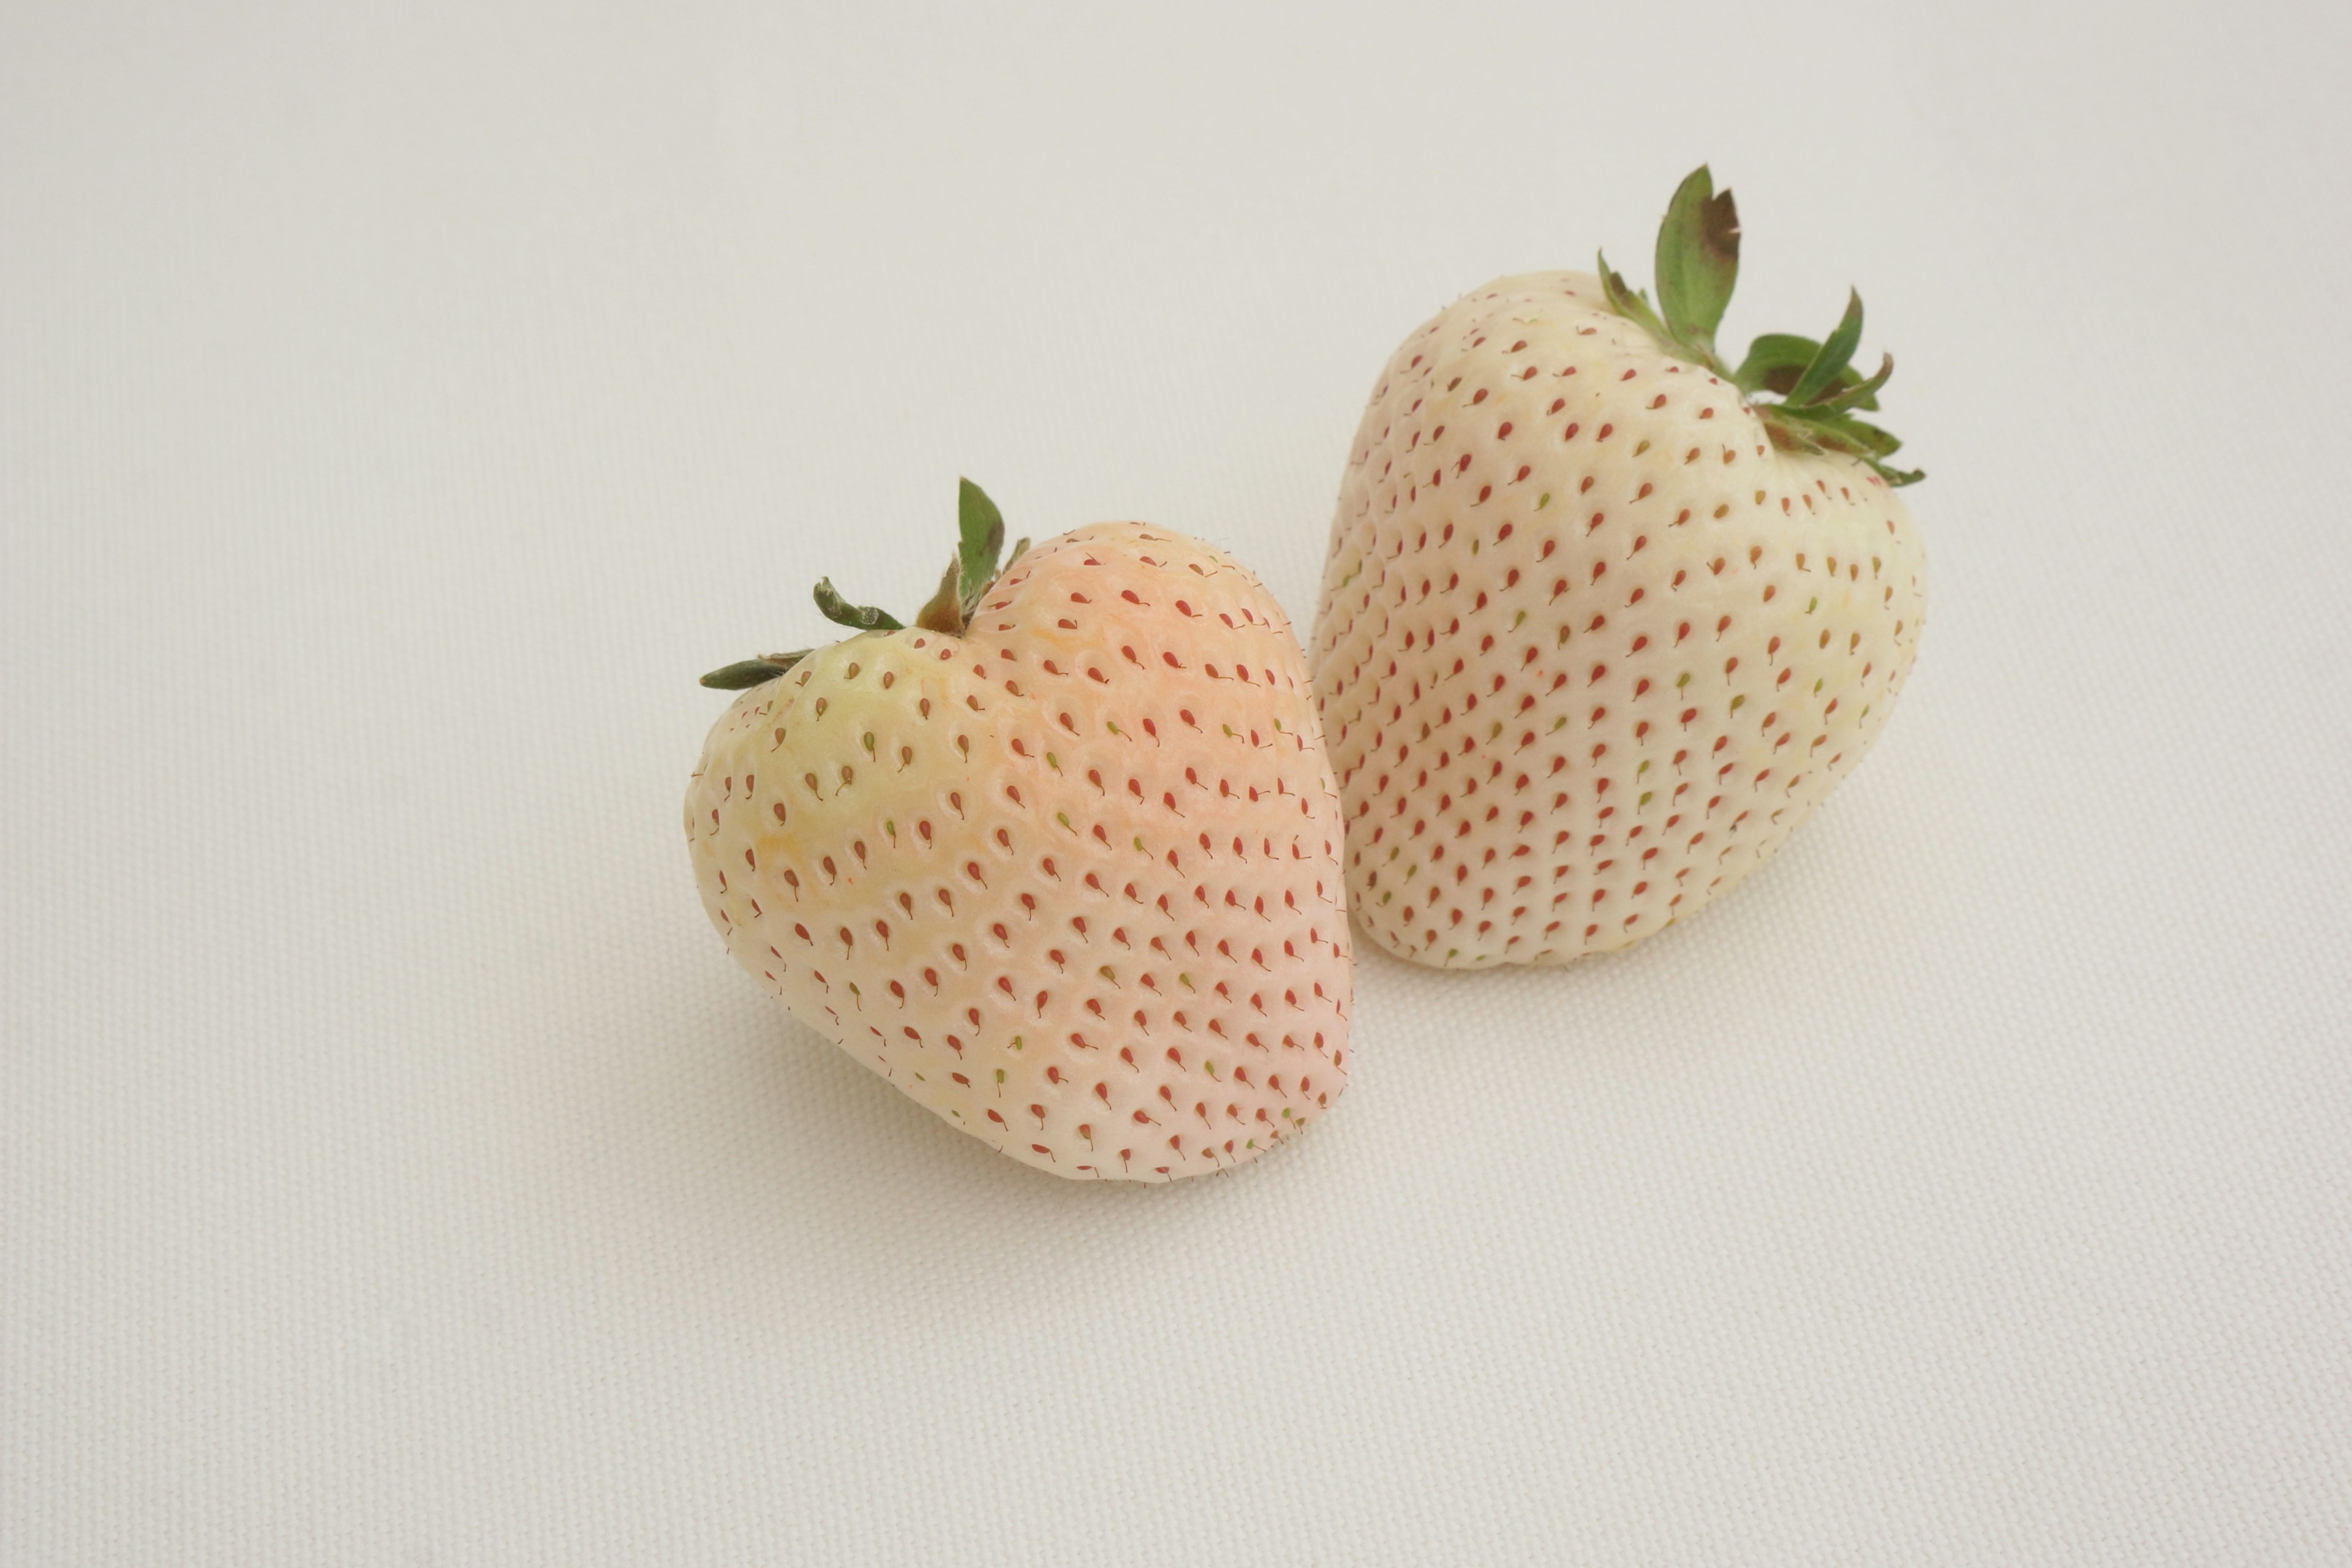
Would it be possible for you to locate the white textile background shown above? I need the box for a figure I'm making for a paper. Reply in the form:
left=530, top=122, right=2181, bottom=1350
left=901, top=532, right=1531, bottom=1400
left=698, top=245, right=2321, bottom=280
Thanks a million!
left=6, top=2, right=2351, bottom=1563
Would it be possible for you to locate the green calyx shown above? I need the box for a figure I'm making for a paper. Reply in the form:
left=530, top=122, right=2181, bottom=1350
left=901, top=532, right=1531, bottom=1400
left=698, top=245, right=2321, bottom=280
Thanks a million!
left=1597, top=166, right=1923, bottom=488
left=698, top=478, right=1031, bottom=689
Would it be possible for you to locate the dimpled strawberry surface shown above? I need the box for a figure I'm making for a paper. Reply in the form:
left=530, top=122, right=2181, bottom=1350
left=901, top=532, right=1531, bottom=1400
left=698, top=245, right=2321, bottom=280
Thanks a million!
left=1313, top=170, right=1929, bottom=968
left=688, top=522, right=1352, bottom=1180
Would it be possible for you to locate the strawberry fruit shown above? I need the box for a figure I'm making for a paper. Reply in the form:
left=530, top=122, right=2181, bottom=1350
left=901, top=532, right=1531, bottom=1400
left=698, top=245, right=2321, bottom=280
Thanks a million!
left=687, top=484, right=1352, bottom=1179
left=1312, top=168, right=1929, bottom=967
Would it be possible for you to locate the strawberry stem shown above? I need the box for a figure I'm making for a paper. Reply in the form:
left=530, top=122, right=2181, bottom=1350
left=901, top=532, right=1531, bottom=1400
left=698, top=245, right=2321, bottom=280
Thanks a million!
left=1602, top=167, right=1924, bottom=488
left=698, top=478, right=1024, bottom=688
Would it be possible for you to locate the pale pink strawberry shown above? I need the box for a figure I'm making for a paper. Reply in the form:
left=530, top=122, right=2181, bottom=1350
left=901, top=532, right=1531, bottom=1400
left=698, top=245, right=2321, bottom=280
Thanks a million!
left=1312, top=168, right=1928, bottom=967
left=687, top=488, right=1352, bottom=1180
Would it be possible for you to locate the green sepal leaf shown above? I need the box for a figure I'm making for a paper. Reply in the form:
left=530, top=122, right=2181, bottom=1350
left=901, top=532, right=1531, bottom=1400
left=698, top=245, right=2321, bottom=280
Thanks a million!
left=812, top=578, right=903, bottom=632
left=1596, top=168, right=1921, bottom=486
left=1654, top=166, right=1740, bottom=361
left=700, top=654, right=805, bottom=690
left=1597, top=249, right=1669, bottom=345
left=1733, top=334, right=1820, bottom=396
left=1772, top=402, right=1902, bottom=458
left=1811, top=352, right=1893, bottom=413
left=956, top=478, right=1006, bottom=599
left=1736, top=334, right=1882, bottom=408
left=1760, top=405, right=1921, bottom=486
left=913, top=554, right=966, bottom=635
left=1785, top=289, right=1865, bottom=406
left=1836, top=415, right=1902, bottom=459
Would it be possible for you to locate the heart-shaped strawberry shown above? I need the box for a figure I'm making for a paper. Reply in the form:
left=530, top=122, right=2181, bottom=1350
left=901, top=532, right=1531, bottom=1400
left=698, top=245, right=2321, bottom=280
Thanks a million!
left=688, top=486, right=1352, bottom=1180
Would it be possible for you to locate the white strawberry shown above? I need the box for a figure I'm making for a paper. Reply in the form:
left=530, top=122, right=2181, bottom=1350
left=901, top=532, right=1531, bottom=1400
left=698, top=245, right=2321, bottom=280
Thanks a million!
left=1312, top=168, right=1928, bottom=967
left=687, top=484, right=1352, bottom=1179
